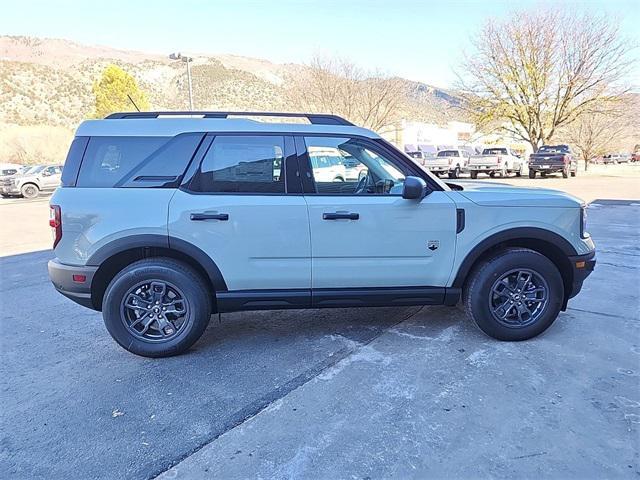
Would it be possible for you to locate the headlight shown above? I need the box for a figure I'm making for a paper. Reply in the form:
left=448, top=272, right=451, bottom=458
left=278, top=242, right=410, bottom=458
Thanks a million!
left=580, top=206, right=589, bottom=239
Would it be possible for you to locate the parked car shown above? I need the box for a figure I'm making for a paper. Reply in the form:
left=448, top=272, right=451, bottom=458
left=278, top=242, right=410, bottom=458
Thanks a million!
left=436, top=149, right=470, bottom=179
left=528, top=145, right=577, bottom=178
left=467, top=146, right=524, bottom=178
left=419, top=153, right=450, bottom=176
left=632, top=152, right=639, bottom=163
left=48, top=111, right=596, bottom=357
left=0, top=163, right=25, bottom=178
left=0, top=164, right=63, bottom=198
left=308, top=149, right=348, bottom=183
left=603, top=153, right=631, bottom=164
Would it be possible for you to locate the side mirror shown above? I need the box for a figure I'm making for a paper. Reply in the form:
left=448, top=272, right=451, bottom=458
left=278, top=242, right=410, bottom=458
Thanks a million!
left=402, top=176, right=428, bottom=200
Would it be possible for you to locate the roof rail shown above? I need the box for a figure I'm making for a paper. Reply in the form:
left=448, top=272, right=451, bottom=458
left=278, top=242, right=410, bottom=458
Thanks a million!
left=105, top=111, right=354, bottom=126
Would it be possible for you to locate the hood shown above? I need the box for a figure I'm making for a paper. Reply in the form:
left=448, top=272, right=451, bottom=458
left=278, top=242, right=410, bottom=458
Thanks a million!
left=450, top=180, right=584, bottom=208
left=7, top=173, right=39, bottom=180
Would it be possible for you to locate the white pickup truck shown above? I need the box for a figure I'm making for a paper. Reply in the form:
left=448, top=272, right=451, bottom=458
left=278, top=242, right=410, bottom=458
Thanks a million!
left=419, top=153, right=450, bottom=176
left=436, top=149, right=471, bottom=179
left=468, top=146, right=524, bottom=179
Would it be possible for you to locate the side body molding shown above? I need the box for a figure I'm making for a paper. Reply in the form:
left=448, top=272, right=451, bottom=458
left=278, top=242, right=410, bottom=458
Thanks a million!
left=86, top=234, right=228, bottom=292
left=452, top=227, right=578, bottom=288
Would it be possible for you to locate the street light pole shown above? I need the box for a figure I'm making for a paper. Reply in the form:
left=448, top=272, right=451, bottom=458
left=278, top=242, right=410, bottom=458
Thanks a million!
left=185, top=57, right=193, bottom=110
left=169, top=52, right=194, bottom=110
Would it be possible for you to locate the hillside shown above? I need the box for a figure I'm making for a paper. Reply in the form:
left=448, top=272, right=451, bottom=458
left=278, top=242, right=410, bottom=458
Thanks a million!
left=0, top=35, right=460, bottom=126
left=0, top=36, right=467, bottom=164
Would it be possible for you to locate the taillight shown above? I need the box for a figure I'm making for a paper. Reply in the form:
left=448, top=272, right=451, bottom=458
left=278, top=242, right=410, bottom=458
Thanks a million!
left=563, top=155, right=570, bottom=164
left=49, top=205, right=62, bottom=249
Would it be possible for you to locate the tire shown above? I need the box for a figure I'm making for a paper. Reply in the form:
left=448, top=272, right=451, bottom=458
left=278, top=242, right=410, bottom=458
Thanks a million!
left=102, top=257, right=212, bottom=357
left=489, top=172, right=496, bottom=178
left=448, top=167, right=460, bottom=179
left=470, top=171, right=478, bottom=179
left=515, top=164, right=522, bottom=177
left=21, top=183, right=39, bottom=199
left=528, top=170, right=536, bottom=179
left=571, top=170, right=576, bottom=177
left=541, top=172, right=547, bottom=178
left=463, top=248, right=563, bottom=341
left=333, top=176, right=344, bottom=182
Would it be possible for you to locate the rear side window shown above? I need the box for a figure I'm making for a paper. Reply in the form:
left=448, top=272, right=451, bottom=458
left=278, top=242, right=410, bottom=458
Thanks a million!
left=76, top=134, right=203, bottom=188
left=61, top=137, right=89, bottom=187
left=189, top=135, right=285, bottom=194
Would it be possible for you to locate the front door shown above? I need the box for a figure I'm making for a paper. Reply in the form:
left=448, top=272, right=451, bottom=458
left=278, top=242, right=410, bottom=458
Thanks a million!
left=168, top=134, right=311, bottom=294
left=41, top=165, right=62, bottom=190
left=299, top=135, right=457, bottom=291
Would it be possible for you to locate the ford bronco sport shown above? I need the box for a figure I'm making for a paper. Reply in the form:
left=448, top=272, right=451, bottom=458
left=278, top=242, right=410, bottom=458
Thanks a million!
left=48, top=111, right=596, bottom=357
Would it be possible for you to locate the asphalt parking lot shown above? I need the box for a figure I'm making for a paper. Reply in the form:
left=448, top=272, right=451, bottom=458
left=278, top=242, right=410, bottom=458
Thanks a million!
left=1, top=181, right=639, bottom=479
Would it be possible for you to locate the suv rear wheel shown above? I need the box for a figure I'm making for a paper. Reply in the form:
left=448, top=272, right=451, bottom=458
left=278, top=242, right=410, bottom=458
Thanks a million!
left=102, top=258, right=211, bottom=357
left=463, top=248, right=563, bottom=341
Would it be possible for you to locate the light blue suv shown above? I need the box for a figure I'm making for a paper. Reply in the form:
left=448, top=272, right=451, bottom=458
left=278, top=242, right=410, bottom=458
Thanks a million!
left=48, top=111, right=596, bottom=357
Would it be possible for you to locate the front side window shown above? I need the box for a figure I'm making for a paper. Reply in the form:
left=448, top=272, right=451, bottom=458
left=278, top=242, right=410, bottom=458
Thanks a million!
left=189, top=135, right=285, bottom=193
left=304, top=136, right=405, bottom=195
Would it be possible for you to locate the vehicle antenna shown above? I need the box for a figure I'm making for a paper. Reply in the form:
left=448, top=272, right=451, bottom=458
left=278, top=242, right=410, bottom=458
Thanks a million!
left=127, top=94, right=141, bottom=112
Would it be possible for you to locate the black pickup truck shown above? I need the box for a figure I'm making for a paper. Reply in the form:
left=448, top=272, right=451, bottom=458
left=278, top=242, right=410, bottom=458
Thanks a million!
left=528, top=145, right=577, bottom=178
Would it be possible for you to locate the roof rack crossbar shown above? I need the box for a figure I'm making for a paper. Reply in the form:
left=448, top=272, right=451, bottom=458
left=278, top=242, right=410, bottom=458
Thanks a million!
left=105, top=111, right=354, bottom=126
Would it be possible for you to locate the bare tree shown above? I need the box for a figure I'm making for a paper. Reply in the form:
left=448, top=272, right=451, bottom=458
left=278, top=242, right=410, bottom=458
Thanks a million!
left=563, top=110, right=625, bottom=171
left=564, top=94, right=640, bottom=170
left=457, top=9, right=636, bottom=152
left=289, top=55, right=407, bottom=133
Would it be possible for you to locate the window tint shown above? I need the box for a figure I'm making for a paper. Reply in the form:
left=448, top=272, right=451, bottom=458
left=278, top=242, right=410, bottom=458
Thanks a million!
left=118, top=133, right=204, bottom=187
left=437, top=150, right=459, bottom=157
left=189, top=135, right=285, bottom=193
left=61, top=137, right=88, bottom=186
left=304, top=136, right=405, bottom=195
left=77, top=137, right=170, bottom=187
left=483, top=148, right=508, bottom=155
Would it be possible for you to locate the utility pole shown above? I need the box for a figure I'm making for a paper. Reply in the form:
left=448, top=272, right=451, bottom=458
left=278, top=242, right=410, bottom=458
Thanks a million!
left=169, top=52, right=194, bottom=110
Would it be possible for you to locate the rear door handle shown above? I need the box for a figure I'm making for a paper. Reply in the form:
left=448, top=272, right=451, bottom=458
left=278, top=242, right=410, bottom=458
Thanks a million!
left=190, top=212, right=229, bottom=221
left=323, top=212, right=359, bottom=220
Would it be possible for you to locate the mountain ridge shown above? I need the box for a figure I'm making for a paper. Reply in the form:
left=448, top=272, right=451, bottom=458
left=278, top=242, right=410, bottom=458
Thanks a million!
left=0, top=35, right=461, bottom=128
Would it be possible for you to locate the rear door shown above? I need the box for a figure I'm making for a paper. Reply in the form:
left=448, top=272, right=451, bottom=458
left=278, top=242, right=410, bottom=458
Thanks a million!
left=168, top=134, right=311, bottom=293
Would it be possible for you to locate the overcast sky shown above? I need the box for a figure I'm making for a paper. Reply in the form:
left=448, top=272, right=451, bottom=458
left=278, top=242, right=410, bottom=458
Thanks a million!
left=2, top=0, right=638, bottom=88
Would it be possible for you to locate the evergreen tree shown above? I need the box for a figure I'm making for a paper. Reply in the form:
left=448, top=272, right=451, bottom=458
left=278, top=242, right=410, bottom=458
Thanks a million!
left=93, top=65, right=149, bottom=117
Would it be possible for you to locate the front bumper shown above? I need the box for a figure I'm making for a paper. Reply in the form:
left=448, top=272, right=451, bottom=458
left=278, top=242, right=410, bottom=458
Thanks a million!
left=0, top=185, right=21, bottom=194
left=48, top=259, right=98, bottom=310
left=567, top=250, right=596, bottom=300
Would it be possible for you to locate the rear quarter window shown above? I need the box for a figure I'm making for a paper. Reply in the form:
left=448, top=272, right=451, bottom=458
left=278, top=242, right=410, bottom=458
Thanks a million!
left=76, top=134, right=203, bottom=188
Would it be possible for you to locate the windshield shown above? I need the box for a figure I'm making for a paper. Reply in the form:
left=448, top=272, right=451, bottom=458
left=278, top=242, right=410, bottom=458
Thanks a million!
left=24, top=166, right=45, bottom=174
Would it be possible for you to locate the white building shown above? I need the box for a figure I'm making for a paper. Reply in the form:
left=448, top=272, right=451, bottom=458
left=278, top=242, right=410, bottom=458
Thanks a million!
left=383, top=120, right=476, bottom=154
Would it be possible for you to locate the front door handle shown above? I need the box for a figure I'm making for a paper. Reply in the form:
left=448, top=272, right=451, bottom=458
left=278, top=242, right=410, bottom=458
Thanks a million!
left=322, top=212, right=359, bottom=220
left=190, top=212, right=229, bottom=221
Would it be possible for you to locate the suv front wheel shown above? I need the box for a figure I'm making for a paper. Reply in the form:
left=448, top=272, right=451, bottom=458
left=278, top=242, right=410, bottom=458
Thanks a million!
left=464, top=248, right=563, bottom=341
left=102, top=258, right=211, bottom=357
left=21, top=183, right=39, bottom=199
